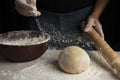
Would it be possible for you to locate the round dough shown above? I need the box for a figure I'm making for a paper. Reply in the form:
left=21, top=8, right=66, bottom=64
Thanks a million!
left=58, top=46, right=90, bottom=74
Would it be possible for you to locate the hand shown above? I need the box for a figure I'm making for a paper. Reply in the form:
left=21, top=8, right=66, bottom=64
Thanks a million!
left=81, top=15, right=104, bottom=39
left=15, top=0, right=41, bottom=16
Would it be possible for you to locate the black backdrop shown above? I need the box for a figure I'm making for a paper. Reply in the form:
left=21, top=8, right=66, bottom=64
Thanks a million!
left=100, top=0, right=119, bottom=50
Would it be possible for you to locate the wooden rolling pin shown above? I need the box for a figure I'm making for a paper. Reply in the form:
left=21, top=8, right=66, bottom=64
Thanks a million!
left=82, top=26, right=120, bottom=77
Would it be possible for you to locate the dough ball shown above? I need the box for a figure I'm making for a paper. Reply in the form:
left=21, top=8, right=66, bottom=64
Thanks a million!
left=58, top=46, right=90, bottom=74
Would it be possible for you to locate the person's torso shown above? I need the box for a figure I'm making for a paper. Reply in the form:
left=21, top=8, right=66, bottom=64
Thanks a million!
left=37, top=0, right=94, bottom=13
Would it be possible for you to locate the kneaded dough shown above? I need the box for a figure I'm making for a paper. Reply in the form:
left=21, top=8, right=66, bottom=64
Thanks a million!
left=58, top=46, right=90, bottom=74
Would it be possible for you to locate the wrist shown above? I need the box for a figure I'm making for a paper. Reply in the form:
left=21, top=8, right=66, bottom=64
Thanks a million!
left=90, top=12, right=100, bottom=19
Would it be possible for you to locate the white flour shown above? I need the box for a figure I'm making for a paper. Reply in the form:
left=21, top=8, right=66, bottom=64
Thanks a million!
left=0, top=36, right=45, bottom=45
left=0, top=50, right=118, bottom=80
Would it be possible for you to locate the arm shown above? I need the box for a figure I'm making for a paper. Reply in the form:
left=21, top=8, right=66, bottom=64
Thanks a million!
left=91, top=0, right=109, bottom=18
left=82, top=0, right=109, bottom=39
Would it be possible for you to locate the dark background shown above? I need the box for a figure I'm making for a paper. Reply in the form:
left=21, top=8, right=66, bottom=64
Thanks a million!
left=100, top=0, right=119, bottom=50
left=0, top=0, right=119, bottom=50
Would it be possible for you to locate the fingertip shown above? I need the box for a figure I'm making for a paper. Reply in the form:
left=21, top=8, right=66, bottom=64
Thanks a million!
left=101, top=34, right=105, bottom=40
left=30, top=10, right=39, bottom=16
left=34, top=11, right=41, bottom=16
left=84, top=28, right=89, bottom=32
left=84, top=25, right=90, bottom=32
left=37, top=11, right=41, bottom=16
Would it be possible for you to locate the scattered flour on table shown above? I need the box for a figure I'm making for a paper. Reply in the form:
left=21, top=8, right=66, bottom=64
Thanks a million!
left=0, top=50, right=118, bottom=80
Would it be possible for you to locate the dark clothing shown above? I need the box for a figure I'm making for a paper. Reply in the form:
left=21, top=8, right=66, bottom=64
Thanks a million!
left=37, top=0, right=94, bottom=13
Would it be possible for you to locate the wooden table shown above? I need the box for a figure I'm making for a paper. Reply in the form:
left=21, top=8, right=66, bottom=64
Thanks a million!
left=0, top=50, right=119, bottom=80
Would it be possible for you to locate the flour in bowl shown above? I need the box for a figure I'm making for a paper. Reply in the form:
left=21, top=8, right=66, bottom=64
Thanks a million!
left=0, top=36, right=46, bottom=45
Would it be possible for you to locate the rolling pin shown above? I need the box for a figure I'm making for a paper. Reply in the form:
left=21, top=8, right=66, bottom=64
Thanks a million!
left=82, top=26, right=120, bottom=77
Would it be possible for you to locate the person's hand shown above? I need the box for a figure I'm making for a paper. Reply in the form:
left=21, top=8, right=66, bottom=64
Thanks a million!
left=15, top=0, right=41, bottom=16
left=81, top=15, right=104, bottom=39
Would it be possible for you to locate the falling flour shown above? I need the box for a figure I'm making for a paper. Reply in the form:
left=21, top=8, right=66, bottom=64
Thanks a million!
left=28, top=17, right=96, bottom=50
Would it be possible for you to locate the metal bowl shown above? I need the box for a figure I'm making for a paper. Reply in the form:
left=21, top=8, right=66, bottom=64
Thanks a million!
left=0, top=30, right=50, bottom=62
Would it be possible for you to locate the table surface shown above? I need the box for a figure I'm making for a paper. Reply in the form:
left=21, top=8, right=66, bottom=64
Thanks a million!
left=0, top=50, right=119, bottom=80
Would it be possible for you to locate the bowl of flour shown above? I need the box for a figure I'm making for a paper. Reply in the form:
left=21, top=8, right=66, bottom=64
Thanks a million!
left=0, top=30, right=50, bottom=62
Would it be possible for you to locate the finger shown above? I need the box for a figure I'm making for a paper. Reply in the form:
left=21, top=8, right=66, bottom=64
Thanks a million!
left=16, top=3, right=34, bottom=11
left=26, top=0, right=36, bottom=6
left=94, top=23, right=104, bottom=39
left=15, top=6, right=34, bottom=16
left=29, top=10, right=41, bottom=16
left=37, top=11, right=41, bottom=16
left=15, top=0, right=34, bottom=11
left=85, top=18, right=94, bottom=32
left=15, top=6, right=27, bottom=16
left=80, top=21, right=86, bottom=31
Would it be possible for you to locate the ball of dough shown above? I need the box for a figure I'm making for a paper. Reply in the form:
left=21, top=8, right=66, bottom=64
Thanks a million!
left=58, top=46, right=90, bottom=74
